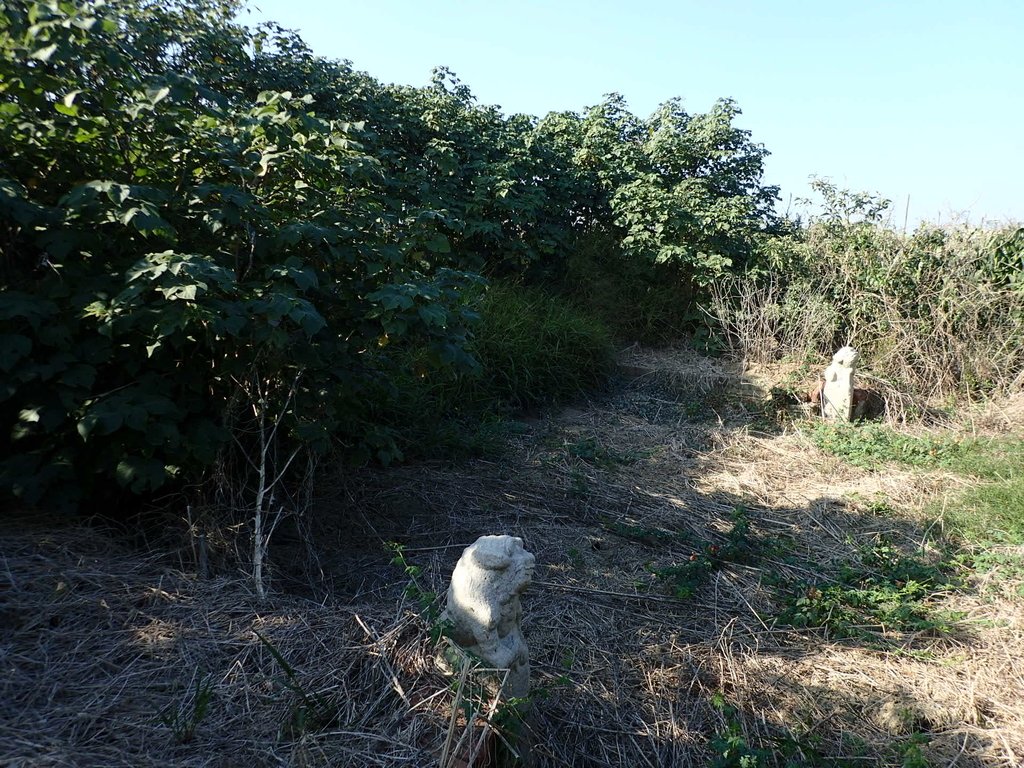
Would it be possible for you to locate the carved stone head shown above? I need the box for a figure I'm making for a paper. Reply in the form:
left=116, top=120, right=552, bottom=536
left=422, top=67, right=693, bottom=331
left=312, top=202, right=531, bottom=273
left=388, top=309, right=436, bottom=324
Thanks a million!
left=831, top=346, right=859, bottom=368
left=447, top=535, right=534, bottom=640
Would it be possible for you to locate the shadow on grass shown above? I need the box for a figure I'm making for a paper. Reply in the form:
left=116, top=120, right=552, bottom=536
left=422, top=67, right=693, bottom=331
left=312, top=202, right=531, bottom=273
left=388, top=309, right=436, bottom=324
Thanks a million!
left=289, top=353, right=1016, bottom=767
left=4, top=351, right=1017, bottom=767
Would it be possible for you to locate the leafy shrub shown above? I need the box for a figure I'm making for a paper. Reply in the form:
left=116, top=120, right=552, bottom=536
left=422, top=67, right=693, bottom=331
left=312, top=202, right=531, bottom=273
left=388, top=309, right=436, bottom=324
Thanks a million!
left=0, top=0, right=479, bottom=509
left=375, top=282, right=614, bottom=457
left=564, top=230, right=706, bottom=342
left=710, top=180, right=1024, bottom=402
left=0, top=0, right=784, bottom=514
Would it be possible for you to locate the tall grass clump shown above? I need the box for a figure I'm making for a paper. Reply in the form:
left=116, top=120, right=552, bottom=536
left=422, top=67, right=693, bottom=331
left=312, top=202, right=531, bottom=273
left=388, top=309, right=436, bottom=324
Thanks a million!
left=468, top=282, right=614, bottom=409
left=563, top=231, right=704, bottom=343
left=709, top=180, right=1024, bottom=405
left=375, top=282, right=615, bottom=457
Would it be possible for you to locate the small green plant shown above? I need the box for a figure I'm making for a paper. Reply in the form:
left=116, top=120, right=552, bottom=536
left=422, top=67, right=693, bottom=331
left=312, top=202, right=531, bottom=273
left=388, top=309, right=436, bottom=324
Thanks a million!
left=254, top=629, right=336, bottom=739
left=807, top=423, right=956, bottom=470
left=648, top=508, right=759, bottom=598
left=708, top=693, right=768, bottom=768
left=960, top=549, right=1024, bottom=583
left=388, top=543, right=452, bottom=643
left=440, top=650, right=534, bottom=768
left=896, top=732, right=933, bottom=768
left=776, top=538, right=961, bottom=641
left=388, top=543, right=439, bottom=613
left=157, top=672, right=215, bottom=744
left=707, top=692, right=839, bottom=768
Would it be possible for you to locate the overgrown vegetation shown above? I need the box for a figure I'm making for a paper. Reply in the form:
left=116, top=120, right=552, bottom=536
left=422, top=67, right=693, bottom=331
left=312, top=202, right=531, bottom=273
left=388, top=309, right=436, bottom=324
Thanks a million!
left=646, top=507, right=759, bottom=598
left=799, top=417, right=1024, bottom=637
left=775, top=537, right=961, bottom=643
left=0, top=0, right=780, bottom=516
left=1, top=6, right=1022, bottom=762
left=711, top=179, right=1024, bottom=404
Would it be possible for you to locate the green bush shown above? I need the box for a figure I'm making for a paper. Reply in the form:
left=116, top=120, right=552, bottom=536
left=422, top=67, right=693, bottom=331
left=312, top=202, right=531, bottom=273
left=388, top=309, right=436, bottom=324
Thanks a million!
left=563, top=231, right=705, bottom=342
left=0, top=1, right=480, bottom=509
left=712, top=180, right=1024, bottom=401
left=468, top=282, right=614, bottom=409
left=377, top=282, right=614, bottom=457
left=0, top=0, right=784, bottom=512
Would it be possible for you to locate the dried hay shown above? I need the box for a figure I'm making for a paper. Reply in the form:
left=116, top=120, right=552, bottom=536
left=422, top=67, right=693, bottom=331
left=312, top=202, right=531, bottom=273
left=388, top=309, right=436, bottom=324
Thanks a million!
left=3, top=349, right=1022, bottom=766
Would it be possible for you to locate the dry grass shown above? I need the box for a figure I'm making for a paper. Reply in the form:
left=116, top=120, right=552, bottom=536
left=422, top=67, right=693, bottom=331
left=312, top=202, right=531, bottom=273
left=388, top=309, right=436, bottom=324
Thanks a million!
left=2, top=348, right=1022, bottom=766
left=707, top=228, right=1024, bottom=412
left=0, top=517, right=453, bottom=767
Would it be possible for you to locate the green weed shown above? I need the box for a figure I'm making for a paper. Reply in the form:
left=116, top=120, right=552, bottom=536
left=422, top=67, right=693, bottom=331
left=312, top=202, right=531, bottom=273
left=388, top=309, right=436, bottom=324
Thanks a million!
left=811, top=423, right=1024, bottom=553
left=567, top=469, right=591, bottom=499
left=959, top=549, right=1024, bottom=585
left=708, top=692, right=767, bottom=768
left=895, top=733, right=933, bottom=768
left=809, top=422, right=1023, bottom=478
left=379, top=282, right=614, bottom=461
left=807, top=423, right=956, bottom=470
left=157, top=672, right=215, bottom=744
left=254, top=629, right=338, bottom=739
left=566, top=547, right=584, bottom=569
left=924, top=435, right=1024, bottom=591
left=648, top=508, right=759, bottom=598
left=466, top=282, right=615, bottom=410
left=388, top=543, right=452, bottom=643
left=708, top=693, right=836, bottom=768
left=563, top=231, right=705, bottom=343
left=942, top=469, right=1024, bottom=548
left=776, top=538, right=961, bottom=641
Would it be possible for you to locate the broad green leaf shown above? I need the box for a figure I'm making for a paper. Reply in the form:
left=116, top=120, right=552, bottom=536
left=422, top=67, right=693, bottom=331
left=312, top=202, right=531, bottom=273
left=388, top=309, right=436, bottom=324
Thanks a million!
left=0, top=334, right=32, bottom=371
left=115, top=456, right=168, bottom=492
left=30, top=44, right=58, bottom=62
left=417, top=304, right=447, bottom=328
left=145, top=85, right=171, bottom=105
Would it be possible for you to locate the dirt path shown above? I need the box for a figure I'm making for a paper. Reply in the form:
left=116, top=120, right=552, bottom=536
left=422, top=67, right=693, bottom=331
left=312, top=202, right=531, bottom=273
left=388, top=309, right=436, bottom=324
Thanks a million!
left=2, top=347, right=1022, bottom=767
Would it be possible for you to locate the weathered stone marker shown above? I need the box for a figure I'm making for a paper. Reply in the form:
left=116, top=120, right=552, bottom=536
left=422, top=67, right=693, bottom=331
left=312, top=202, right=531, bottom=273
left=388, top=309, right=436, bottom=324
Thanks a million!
left=821, top=345, right=858, bottom=420
left=441, top=535, right=535, bottom=699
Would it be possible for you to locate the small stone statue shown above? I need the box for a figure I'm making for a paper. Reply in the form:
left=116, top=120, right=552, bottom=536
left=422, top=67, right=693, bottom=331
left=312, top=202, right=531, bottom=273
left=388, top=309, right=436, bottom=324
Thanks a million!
left=441, top=535, right=535, bottom=699
left=821, top=346, right=858, bottom=421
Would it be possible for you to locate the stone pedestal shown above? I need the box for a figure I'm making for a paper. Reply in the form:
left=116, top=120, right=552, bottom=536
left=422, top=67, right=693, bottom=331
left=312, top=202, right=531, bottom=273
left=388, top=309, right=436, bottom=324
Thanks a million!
left=441, top=535, right=535, bottom=699
left=821, top=346, right=858, bottom=421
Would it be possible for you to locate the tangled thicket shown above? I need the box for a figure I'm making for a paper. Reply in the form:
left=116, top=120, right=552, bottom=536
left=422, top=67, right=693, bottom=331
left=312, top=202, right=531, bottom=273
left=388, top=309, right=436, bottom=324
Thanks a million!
left=0, top=0, right=780, bottom=512
left=1, top=0, right=1021, bottom=516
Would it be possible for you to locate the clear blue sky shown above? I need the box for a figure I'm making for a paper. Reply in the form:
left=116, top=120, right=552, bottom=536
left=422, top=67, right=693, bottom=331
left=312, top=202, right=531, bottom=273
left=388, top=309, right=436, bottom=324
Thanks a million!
left=241, top=0, right=1023, bottom=227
